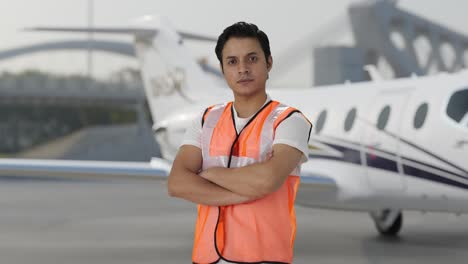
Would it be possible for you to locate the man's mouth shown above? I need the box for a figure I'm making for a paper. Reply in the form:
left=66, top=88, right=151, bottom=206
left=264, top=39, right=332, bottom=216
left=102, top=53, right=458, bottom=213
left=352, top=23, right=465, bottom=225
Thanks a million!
left=237, top=78, right=254, bottom=84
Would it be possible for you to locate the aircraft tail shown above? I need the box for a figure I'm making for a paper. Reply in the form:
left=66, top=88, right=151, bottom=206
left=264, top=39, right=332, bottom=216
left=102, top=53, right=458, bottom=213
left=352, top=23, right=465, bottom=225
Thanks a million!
left=132, top=17, right=219, bottom=123
left=28, top=16, right=220, bottom=124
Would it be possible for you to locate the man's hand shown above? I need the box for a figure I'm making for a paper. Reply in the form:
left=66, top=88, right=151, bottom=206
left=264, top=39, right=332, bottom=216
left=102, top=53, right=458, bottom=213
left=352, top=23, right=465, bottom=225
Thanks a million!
left=199, top=167, right=227, bottom=181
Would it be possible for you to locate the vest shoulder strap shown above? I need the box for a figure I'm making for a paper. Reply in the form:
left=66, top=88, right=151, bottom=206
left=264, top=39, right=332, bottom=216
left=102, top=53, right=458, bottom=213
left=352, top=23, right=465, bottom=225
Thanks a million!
left=201, top=102, right=230, bottom=128
left=273, top=103, right=313, bottom=141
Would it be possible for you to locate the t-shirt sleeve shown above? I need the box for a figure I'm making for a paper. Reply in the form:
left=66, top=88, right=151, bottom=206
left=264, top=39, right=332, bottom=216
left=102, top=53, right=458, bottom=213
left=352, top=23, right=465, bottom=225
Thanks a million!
left=180, top=111, right=203, bottom=149
left=273, top=112, right=312, bottom=163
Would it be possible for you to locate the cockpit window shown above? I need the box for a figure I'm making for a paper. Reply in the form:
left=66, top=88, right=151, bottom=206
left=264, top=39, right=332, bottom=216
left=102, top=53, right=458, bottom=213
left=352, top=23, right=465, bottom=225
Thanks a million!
left=446, top=89, right=468, bottom=127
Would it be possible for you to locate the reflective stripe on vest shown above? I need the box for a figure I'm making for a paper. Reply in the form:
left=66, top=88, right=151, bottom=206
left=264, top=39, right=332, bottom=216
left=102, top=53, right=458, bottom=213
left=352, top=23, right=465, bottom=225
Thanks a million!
left=192, top=100, right=303, bottom=264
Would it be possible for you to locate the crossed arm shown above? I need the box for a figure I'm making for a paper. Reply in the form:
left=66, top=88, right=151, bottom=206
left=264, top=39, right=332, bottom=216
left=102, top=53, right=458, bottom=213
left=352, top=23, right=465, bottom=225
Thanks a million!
left=167, top=144, right=303, bottom=206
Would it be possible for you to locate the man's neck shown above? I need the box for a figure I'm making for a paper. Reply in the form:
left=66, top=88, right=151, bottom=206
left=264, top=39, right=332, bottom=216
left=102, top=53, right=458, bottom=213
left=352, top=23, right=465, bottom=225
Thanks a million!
left=233, top=92, right=268, bottom=118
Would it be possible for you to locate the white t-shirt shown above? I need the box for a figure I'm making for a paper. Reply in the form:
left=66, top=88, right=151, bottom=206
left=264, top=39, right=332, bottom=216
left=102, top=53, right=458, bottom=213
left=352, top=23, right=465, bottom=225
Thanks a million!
left=181, top=96, right=311, bottom=163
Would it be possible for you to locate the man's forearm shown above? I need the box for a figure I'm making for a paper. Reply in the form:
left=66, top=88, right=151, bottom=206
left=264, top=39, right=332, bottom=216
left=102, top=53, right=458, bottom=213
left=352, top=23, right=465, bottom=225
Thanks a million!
left=168, top=168, right=253, bottom=206
left=200, top=145, right=303, bottom=199
left=200, top=162, right=274, bottom=199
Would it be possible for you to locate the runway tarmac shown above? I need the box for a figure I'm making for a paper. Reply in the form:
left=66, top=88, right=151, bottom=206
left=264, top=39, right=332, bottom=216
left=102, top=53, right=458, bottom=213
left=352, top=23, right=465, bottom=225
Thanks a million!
left=1, top=179, right=468, bottom=264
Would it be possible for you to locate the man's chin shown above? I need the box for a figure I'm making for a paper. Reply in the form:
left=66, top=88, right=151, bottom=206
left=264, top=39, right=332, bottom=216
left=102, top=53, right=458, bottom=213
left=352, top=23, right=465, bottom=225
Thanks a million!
left=232, top=89, right=264, bottom=98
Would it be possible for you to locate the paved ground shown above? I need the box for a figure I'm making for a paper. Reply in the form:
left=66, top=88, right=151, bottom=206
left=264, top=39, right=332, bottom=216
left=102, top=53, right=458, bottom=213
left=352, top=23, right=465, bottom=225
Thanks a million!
left=1, top=179, right=467, bottom=264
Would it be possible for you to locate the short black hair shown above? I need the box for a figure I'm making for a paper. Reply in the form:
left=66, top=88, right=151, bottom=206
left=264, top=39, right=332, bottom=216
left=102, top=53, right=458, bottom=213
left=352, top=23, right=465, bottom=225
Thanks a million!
left=215, top=22, right=271, bottom=67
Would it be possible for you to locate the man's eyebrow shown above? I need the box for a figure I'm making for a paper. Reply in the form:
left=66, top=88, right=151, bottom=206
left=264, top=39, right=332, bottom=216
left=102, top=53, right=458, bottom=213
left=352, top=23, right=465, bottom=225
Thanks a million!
left=225, top=52, right=258, bottom=59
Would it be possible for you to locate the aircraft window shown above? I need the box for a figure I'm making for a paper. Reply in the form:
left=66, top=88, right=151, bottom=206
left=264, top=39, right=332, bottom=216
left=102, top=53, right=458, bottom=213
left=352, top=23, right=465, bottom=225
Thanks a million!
left=414, top=103, right=428, bottom=129
left=315, top=110, right=327, bottom=134
left=446, top=89, right=468, bottom=126
left=377, top=105, right=391, bottom=130
left=344, top=108, right=357, bottom=132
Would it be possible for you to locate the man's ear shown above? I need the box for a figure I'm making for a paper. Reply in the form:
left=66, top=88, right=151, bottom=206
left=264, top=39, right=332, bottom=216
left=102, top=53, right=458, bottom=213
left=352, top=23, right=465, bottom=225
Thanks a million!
left=267, top=56, right=273, bottom=71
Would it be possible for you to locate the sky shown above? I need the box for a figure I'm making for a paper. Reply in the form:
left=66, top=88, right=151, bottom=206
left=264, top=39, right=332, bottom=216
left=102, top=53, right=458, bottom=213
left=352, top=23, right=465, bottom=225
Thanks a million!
left=1, top=0, right=468, bottom=87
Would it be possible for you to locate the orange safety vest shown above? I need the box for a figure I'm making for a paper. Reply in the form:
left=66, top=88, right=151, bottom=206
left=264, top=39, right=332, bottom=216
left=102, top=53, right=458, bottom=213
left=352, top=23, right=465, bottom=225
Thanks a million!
left=192, top=100, right=308, bottom=264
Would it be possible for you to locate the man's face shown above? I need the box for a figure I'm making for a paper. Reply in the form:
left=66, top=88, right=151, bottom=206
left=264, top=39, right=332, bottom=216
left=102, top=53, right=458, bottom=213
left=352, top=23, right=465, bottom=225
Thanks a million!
left=221, top=37, right=272, bottom=98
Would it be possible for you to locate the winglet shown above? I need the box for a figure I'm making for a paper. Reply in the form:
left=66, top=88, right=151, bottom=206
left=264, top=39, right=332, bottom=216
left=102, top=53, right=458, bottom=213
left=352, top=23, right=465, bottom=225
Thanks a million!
left=363, top=64, right=383, bottom=81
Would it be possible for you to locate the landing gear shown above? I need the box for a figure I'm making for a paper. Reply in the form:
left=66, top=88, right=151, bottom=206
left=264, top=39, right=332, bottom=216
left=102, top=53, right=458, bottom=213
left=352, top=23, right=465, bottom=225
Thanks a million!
left=370, top=209, right=402, bottom=236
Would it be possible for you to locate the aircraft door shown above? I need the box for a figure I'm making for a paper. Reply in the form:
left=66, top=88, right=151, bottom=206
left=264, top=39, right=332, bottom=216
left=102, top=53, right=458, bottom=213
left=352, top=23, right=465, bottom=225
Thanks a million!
left=362, top=91, right=411, bottom=192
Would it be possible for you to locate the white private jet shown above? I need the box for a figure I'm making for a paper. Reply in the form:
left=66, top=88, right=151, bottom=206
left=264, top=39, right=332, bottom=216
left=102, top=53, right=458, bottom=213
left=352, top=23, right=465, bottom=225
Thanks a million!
left=0, top=16, right=467, bottom=236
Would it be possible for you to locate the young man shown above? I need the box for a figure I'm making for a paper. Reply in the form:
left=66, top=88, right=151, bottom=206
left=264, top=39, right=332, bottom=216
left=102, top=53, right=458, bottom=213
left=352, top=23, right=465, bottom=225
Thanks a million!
left=168, top=22, right=312, bottom=264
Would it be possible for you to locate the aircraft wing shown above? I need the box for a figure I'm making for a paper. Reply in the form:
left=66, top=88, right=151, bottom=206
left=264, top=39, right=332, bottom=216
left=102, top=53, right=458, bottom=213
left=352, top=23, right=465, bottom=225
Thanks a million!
left=0, top=158, right=171, bottom=181
left=300, top=173, right=337, bottom=188
left=295, top=170, right=339, bottom=208
left=0, top=157, right=338, bottom=199
left=299, top=172, right=338, bottom=193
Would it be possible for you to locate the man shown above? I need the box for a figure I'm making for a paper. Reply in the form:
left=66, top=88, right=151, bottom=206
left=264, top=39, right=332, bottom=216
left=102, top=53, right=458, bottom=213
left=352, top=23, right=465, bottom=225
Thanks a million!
left=168, top=22, right=312, bottom=264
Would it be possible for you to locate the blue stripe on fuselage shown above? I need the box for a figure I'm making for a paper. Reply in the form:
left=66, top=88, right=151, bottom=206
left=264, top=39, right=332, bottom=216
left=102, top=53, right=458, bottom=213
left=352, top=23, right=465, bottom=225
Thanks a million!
left=309, top=138, right=468, bottom=190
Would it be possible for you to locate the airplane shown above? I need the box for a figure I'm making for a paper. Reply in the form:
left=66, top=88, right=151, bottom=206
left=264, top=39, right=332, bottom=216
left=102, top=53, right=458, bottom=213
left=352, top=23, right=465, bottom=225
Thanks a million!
left=0, top=16, right=467, bottom=237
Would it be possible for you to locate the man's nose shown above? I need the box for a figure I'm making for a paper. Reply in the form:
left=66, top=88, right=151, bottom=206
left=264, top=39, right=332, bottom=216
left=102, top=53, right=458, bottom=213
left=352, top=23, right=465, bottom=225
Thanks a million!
left=238, top=60, right=250, bottom=74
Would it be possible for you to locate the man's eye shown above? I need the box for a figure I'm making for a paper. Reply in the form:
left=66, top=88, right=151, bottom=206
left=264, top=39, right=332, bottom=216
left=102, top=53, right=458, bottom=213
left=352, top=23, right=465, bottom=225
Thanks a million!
left=249, top=56, right=258, bottom=62
left=227, top=59, right=236, bottom=65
